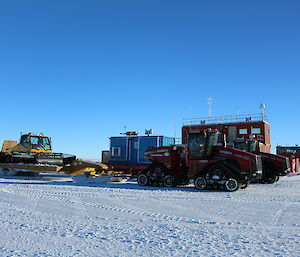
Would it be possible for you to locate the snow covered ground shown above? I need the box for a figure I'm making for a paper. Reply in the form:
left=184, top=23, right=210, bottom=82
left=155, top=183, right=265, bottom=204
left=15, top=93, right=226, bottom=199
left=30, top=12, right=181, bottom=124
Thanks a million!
left=0, top=174, right=299, bottom=257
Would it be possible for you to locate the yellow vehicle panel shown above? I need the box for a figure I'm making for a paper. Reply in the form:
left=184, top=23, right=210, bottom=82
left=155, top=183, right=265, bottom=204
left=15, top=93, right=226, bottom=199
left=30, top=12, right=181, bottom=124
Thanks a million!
left=1, top=140, right=18, bottom=153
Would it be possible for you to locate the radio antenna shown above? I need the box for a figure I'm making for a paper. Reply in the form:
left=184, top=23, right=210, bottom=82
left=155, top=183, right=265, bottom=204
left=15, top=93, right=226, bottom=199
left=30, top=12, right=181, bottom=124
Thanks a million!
left=208, top=97, right=213, bottom=121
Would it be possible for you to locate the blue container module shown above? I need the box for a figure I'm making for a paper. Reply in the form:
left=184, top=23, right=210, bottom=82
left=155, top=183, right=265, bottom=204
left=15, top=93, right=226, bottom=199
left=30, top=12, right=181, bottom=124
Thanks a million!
left=109, top=135, right=175, bottom=166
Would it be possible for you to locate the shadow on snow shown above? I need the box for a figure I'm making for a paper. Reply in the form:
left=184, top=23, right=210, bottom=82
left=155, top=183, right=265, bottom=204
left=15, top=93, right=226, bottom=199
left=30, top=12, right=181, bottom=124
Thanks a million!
left=0, top=174, right=231, bottom=193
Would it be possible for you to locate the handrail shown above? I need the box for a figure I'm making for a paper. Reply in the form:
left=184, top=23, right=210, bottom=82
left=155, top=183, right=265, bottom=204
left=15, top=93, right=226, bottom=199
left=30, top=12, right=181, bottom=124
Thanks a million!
left=183, top=113, right=267, bottom=126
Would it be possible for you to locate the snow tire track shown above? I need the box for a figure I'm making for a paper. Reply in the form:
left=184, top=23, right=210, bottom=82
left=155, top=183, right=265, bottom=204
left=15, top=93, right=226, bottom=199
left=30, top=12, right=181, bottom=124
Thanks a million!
left=1, top=176, right=300, bottom=257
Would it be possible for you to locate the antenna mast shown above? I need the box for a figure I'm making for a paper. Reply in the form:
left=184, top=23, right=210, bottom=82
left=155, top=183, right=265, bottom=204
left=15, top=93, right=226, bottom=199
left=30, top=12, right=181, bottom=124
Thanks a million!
left=260, top=103, right=266, bottom=121
left=208, top=97, right=212, bottom=121
left=173, top=110, right=176, bottom=139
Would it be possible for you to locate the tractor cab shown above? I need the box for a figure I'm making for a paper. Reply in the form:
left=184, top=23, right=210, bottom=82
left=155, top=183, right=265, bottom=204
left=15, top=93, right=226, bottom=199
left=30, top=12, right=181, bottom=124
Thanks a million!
left=187, top=130, right=219, bottom=158
left=234, top=139, right=261, bottom=153
left=19, top=133, right=52, bottom=153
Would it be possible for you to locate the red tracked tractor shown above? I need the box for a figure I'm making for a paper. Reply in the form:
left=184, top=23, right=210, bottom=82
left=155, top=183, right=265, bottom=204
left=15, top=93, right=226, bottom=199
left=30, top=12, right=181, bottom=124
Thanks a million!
left=137, top=129, right=262, bottom=192
left=234, top=139, right=290, bottom=184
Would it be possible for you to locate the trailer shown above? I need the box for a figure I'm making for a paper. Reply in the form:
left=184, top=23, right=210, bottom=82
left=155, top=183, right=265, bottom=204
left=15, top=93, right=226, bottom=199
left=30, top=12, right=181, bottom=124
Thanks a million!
left=102, top=132, right=175, bottom=176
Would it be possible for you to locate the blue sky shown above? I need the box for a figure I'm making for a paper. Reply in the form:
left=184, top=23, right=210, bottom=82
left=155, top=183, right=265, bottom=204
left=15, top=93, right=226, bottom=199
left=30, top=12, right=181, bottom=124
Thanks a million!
left=0, top=0, right=299, bottom=158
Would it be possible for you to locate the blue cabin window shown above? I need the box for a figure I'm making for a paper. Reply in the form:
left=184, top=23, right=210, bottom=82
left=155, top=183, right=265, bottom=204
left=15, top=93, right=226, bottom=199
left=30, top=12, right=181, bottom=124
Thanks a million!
left=111, top=147, right=121, bottom=156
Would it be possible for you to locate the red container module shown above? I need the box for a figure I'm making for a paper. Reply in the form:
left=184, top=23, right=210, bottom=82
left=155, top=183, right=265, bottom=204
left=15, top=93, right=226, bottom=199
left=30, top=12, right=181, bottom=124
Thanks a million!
left=276, top=146, right=300, bottom=173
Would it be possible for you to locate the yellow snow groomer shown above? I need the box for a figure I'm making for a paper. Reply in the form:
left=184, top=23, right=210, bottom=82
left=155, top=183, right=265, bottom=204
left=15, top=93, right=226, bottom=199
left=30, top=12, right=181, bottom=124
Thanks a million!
left=0, top=133, right=107, bottom=176
left=2, top=133, right=53, bottom=154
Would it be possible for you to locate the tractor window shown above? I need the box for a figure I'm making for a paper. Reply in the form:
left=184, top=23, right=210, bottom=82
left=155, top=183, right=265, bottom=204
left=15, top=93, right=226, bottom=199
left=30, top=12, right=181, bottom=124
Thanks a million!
left=41, top=137, right=51, bottom=151
left=248, top=141, right=257, bottom=153
left=188, top=133, right=206, bottom=158
left=30, top=136, right=51, bottom=150
left=205, top=133, right=219, bottom=156
left=30, top=137, right=39, bottom=145
left=20, top=136, right=30, bottom=148
left=234, top=142, right=247, bottom=151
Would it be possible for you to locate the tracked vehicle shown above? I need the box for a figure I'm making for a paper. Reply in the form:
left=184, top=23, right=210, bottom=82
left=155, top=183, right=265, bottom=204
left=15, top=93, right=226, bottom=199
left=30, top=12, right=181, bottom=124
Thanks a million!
left=0, top=133, right=106, bottom=176
left=137, top=130, right=262, bottom=192
left=0, top=133, right=76, bottom=166
left=234, top=139, right=290, bottom=183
